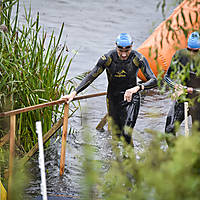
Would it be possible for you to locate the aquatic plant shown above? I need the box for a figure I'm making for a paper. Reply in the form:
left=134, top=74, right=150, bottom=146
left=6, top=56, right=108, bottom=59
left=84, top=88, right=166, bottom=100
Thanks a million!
left=0, top=0, right=79, bottom=151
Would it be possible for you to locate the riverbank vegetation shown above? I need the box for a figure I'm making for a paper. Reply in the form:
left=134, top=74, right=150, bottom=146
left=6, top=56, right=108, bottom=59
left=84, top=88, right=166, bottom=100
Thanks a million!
left=0, top=0, right=79, bottom=151
left=81, top=124, right=200, bottom=200
left=0, top=0, right=80, bottom=198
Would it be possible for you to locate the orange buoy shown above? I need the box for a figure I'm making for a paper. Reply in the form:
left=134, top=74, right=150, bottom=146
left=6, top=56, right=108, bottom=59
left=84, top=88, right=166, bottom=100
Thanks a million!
left=137, top=0, right=200, bottom=81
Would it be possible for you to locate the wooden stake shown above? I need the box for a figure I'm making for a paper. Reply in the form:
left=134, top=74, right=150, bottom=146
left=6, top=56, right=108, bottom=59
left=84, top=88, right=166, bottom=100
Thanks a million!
left=96, top=113, right=108, bottom=130
left=21, top=118, right=63, bottom=164
left=59, top=103, right=69, bottom=176
left=8, top=114, right=16, bottom=200
left=184, top=102, right=189, bottom=137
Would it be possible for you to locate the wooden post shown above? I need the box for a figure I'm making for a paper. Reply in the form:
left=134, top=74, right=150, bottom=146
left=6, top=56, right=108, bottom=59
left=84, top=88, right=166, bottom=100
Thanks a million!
left=8, top=114, right=16, bottom=200
left=59, top=103, right=69, bottom=176
left=184, top=102, right=189, bottom=137
left=96, top=113, right=108, bottom=130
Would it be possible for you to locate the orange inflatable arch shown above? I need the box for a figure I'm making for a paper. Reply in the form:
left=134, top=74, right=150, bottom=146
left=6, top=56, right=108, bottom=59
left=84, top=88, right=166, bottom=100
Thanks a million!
left=137, top=0, right=200, bottom=81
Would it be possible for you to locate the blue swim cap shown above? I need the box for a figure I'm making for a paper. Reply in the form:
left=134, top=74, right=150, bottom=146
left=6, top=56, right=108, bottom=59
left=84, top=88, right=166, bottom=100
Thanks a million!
left=116, top=33, right=133, bottom=47
left=187, top=31, right=200, bottom=49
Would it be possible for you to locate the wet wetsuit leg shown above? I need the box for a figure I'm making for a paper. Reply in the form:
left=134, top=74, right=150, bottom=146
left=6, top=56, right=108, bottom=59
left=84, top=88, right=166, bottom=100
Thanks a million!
left=165, top=101, right=185, bottom=134
left=122, top=93, right=140, bottom=144
left=107, top=93, right=140, bottom=144
left=107, top=96, right=124, bottom=139
left=165, top=101, right=185, bottom=145
left=190, top=102, right=200, bottom=131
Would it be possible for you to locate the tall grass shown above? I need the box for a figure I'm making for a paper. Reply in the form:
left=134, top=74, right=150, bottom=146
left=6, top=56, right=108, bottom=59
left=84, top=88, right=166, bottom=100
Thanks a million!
left=0, top=0, right=78, bottom=151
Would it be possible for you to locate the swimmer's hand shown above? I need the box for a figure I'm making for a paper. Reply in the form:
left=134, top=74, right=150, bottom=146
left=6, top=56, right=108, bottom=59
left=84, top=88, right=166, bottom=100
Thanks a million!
left=60, top=91, right=77, bottom=104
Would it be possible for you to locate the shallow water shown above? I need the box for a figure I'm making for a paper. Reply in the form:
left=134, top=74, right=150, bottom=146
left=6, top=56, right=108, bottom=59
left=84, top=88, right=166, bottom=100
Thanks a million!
left=18, top=0, right=188, bottom=198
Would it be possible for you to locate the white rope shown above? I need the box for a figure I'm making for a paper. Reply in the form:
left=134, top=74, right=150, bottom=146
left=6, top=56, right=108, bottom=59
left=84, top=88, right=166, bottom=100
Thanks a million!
left=36, top=121, right=48, bottom=200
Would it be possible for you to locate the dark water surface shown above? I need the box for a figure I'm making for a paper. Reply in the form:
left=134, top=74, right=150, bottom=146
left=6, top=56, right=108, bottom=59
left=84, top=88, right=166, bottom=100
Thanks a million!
left=18, top=0, right=185, bottom=198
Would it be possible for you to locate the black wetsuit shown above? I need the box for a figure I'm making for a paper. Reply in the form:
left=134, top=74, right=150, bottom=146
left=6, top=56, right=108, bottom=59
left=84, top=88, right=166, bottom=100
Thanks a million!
left=164, top=48, right=200, bottom=144
left=75, top=49, right=157, bottom=144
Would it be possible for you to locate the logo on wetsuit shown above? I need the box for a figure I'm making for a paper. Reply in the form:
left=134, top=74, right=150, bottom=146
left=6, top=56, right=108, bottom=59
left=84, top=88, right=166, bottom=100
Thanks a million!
left=114, top=69, right=127, bottom=77
left=101, top=55, right=106, bottom=60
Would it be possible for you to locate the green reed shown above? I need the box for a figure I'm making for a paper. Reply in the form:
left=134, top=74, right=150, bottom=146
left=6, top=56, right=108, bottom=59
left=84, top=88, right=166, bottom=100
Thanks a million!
left=0, top=0, right=78, bottom=151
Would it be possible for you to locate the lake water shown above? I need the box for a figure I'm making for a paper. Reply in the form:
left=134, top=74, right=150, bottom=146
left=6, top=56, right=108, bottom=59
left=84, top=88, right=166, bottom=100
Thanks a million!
left=18, top=0, right=187, bottom=198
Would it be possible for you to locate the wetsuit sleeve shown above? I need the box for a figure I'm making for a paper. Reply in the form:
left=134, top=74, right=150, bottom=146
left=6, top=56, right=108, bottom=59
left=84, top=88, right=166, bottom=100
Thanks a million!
left=75, top=55, right=109, bottom=94
left=164, top=65, right=176, bottom=88
left=164, top=52, right=179, bottom=89
left=139, top=55, right=157, bottom=89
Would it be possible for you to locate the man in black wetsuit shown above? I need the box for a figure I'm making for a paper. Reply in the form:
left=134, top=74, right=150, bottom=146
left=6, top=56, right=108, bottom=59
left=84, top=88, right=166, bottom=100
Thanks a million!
left=62, top=33, right=157, bottom=145
left=164, top=31, right=200, bottom=146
